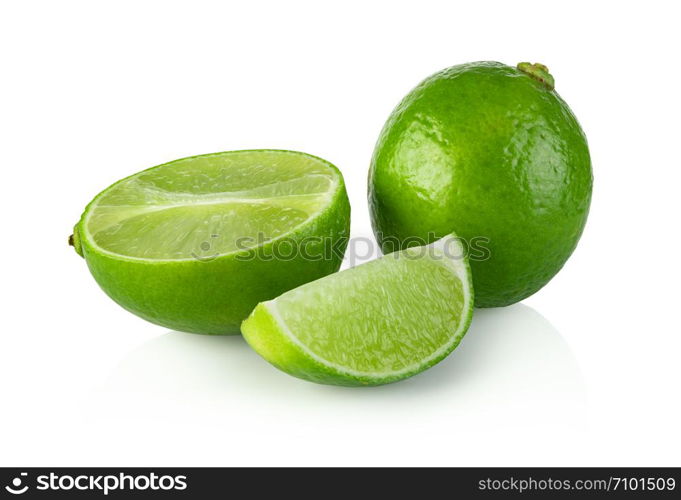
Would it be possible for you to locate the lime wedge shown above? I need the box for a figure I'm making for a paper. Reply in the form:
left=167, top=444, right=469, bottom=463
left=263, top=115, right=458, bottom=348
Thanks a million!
left=241, top=234, right=473, bottom=386
left=72, top=150, right=350, bottom=334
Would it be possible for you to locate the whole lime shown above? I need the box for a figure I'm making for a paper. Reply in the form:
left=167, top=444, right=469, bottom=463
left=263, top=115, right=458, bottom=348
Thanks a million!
left=369, top=61, right=592, bottom=307
left=71, top=150, right=350, bottom=334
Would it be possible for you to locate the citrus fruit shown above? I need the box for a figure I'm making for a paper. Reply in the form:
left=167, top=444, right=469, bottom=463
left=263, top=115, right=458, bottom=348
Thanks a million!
left=369, top=61, right=593, bottom=307
left=70, top=150, right=350, bottom=334
left=241, top=233, right=473, bottom=386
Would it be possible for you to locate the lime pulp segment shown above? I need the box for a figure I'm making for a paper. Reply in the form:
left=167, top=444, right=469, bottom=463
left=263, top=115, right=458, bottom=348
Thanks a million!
left=242, top=234, right=473, bottom=384
left=82, top=150, right=340, bottom=260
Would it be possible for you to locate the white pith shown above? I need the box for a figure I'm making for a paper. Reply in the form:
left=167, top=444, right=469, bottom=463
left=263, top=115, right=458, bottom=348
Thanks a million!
left=81, top=157, right=340, bottom=263
left=263, top=234, right=473, bottom=379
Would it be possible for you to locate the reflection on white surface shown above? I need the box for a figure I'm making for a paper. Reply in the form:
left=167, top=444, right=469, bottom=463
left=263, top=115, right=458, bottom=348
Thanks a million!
left=87, top=304, right=586, bottom=435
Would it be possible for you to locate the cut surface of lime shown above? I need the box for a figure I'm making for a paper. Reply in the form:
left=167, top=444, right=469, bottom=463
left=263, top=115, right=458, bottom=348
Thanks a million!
left=241, top=234, right=473, bottom=386
left=72, top=150, right=350, bottom=335
left=82, top=150, right=340, bottom=260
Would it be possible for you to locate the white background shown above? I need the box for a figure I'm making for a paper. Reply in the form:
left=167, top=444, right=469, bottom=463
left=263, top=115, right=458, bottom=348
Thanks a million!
left=1, top=0, right=680, bottom=466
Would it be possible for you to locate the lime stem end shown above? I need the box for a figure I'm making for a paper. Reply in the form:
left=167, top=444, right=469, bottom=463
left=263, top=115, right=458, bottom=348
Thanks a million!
left=69, top=226, right=84, bottom=257
left=517, top=62, right=555, bottom=90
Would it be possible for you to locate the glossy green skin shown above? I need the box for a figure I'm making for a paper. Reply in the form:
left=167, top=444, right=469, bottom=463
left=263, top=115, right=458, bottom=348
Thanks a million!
left=369, top=62, right=592, bottom=307
left=76, top=151, right=351, bottom=335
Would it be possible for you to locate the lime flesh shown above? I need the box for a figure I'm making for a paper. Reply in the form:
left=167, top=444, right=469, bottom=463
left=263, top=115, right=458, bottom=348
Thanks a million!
left=84, top=150, right=340, bottom=259
left=241, top=234, right=473, bottom=386
left=369, top=61, right=592, bottom=307
left=73, top=150, right=350, bottom=334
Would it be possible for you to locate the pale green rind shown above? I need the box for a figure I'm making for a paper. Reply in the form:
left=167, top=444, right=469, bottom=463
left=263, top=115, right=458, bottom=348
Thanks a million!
left=241, top=303, right=360, bottom=385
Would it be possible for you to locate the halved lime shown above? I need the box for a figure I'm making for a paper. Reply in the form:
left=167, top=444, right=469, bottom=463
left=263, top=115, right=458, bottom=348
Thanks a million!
left=241, top=234, right=473, bottom=386
left=71, top=150, right=350, bottom=334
